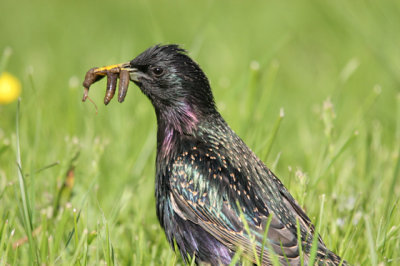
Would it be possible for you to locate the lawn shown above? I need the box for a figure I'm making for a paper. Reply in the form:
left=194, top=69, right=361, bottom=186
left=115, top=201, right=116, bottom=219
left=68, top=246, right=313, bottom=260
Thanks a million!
left=0, top=0, right=399, bottom=265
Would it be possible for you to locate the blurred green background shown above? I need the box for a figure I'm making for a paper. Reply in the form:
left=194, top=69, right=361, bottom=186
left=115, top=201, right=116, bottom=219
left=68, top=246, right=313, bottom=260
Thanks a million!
left=0, top=0, right=399, bottom=265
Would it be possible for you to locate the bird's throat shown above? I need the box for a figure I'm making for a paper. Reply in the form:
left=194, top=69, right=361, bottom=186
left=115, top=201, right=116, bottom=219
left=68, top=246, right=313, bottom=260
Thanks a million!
left=156, top=103, right=199, bottom=158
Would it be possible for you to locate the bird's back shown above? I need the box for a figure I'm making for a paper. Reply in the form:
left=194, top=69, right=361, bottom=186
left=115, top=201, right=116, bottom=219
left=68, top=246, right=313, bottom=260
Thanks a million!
left=155, top=113, right=345, bottom=265
left=80, top=44, right=346, bottom=265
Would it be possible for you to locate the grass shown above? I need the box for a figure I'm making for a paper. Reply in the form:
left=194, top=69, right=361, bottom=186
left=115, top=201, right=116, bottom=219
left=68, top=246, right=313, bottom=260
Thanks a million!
left=0, top=0, right=399, bottom=265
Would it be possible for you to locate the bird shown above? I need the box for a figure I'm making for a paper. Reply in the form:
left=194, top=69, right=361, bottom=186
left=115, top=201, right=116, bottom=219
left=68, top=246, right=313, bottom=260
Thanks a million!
left=88, top=44, right=347, bottom=265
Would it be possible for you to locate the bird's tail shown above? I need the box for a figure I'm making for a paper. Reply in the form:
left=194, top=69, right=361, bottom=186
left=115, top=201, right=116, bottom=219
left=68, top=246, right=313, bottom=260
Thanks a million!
left=316, top=249, right=348, bottom=266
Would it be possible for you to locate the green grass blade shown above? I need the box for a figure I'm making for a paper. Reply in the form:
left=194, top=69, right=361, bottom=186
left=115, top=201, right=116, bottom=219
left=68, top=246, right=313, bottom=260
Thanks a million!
left=15, top=99, right=39, bottom=264
left=260, top=108, right=284, bottom=162
left=364, top=215, right=377, bottom=266
left=296, top=219, right=304, bottom=266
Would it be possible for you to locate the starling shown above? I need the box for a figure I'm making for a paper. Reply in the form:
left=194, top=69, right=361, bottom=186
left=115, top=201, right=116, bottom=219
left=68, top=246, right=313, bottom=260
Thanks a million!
left=84, top=45, right=347, bottom=265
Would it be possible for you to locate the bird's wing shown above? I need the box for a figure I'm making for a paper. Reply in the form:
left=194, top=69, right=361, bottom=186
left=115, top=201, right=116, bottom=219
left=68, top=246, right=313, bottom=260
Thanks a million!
left=267, top=169, right=325, bottom=245
left=169, top=149, right=304, bottom=265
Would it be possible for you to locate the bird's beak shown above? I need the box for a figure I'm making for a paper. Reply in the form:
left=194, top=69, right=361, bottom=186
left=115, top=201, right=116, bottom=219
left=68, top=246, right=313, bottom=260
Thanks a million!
left=82, top=61, right=142, bottom=104
left=124, top=67, right=140, bottom=82
left=92, top=62, right=140, bottom=82
left=92, top=62, right=129, bottom=73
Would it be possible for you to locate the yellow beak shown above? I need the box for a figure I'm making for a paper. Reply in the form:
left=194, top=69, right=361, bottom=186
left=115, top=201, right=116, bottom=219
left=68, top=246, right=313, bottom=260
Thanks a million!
left=92, top=62, right=131, bottom=75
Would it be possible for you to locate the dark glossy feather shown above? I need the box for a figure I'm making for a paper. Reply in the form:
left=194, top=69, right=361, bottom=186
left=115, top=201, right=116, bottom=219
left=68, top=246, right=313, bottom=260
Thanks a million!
left=125, top=44, right=347, bottom=265
left=156, top=113, right=344, bottom=265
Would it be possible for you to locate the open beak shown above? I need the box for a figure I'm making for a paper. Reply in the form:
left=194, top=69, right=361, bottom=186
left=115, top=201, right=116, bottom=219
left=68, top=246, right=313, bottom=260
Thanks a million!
left=82, top=62, right=140, bottom=104
left=92, top=62, right=140, bottom=82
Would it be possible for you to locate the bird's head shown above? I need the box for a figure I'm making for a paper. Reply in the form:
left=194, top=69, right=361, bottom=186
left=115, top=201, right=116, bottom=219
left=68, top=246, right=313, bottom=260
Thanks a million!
left=119, top=45, right=216, bottom=131
left=83, top=45, right=219, bottom=155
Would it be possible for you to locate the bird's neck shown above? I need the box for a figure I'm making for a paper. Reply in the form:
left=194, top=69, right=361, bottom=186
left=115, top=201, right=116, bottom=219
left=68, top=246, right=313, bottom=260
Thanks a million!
left=156, top=102, right=200, bottom=159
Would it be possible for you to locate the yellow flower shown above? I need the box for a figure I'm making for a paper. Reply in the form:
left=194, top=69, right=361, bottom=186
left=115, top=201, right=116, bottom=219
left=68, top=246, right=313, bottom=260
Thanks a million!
left=0, top=72, right=21, bottom=104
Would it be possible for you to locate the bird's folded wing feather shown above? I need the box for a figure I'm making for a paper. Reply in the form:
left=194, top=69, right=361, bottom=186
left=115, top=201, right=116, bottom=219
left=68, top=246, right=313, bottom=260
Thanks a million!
left=268, top=170, right=324, bottom=245
left=169, top=151, right=305, bottom=265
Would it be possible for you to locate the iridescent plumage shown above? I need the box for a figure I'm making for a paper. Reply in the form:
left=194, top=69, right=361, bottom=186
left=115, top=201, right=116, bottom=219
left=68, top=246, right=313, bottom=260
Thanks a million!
left=126, top=45, right=346, bottom=265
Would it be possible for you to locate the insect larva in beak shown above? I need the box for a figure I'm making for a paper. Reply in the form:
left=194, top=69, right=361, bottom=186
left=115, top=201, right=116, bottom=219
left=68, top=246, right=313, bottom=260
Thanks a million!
left=118, top=70, right=130, bottom=103
left=104, top=72, right=118, bottom=105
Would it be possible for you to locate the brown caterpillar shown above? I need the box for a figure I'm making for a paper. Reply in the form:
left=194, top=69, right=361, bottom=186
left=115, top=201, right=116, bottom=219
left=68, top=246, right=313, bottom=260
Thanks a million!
left=82, top=63, right=130, bottom=105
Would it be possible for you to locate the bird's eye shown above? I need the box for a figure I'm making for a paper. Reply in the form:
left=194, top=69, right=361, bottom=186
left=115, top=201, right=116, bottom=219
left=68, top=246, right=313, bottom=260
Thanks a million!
left=151, top=67, right=164, bottom=76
